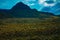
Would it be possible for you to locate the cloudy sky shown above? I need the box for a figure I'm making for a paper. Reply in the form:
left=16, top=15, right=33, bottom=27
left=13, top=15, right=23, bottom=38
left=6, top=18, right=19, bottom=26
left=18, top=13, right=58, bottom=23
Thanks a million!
left=0, top=0, right=60, bottom=15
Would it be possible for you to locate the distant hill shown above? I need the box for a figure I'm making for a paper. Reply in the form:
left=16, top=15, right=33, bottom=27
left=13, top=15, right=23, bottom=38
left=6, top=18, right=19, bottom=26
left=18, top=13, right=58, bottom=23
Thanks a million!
left=0, top=2, right=59, bottom=18
left=0, top=9, right=10, bottom=18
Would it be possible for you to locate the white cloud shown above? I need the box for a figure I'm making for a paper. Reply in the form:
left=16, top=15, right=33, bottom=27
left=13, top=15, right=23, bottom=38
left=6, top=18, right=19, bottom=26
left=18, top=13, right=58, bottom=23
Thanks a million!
left=24, top=0, right=36, bottom=1
left=30, top=3, right=35, bottom=5
left=38, top=0, right=46, bottom=4
left=27, top=3, right=35, bottom=6
left=38, top=0, right=56, bottom=7
left=44, top=3, right=55, bottom=6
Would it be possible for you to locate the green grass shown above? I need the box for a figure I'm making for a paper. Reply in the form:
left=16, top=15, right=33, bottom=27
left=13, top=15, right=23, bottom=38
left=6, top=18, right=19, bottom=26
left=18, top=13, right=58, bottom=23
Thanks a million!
left=0, top=18, right=60, bottom=40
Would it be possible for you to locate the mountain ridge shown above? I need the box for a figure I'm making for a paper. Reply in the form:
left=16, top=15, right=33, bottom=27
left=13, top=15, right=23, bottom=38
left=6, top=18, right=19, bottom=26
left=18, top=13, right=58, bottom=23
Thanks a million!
left=0, top=2, right=59, bottom=18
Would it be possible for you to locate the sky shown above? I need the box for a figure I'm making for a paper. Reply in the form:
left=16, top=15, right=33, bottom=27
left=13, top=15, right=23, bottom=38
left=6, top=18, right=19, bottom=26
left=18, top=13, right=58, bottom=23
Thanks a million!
left=0, top=0, right=60, bottom=15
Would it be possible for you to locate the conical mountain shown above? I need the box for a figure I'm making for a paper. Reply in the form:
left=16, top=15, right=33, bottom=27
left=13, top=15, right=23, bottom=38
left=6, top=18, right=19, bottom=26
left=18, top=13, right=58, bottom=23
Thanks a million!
left=10, top=2, right=40, bottom=18
left=10, top=2, right=54, bottom=18
left=11, top=2, right=31, bottom=11
left=0, top=2, right=56, bottom=18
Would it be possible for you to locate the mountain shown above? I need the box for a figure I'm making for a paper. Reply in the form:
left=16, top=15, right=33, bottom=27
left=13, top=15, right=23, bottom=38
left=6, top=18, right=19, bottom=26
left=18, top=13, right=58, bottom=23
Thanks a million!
left=0, top=2, right=59, bottom=18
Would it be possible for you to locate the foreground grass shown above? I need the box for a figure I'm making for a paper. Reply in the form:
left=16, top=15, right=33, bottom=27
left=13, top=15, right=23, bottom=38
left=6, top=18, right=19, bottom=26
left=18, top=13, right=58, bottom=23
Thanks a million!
left=0, top=18, right=60, bottom=40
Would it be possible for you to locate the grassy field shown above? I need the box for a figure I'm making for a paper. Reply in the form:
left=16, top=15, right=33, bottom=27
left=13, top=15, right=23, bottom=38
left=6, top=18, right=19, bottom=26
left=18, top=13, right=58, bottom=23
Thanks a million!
left=0, top=18, right=60, bottom=40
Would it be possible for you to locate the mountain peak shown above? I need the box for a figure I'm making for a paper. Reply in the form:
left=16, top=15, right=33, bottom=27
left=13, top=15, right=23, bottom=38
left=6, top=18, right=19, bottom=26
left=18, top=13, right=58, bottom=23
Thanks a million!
left=11, top=2, right=31, bottom=10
